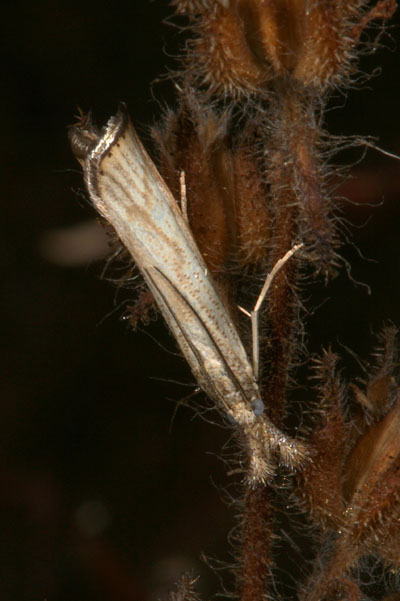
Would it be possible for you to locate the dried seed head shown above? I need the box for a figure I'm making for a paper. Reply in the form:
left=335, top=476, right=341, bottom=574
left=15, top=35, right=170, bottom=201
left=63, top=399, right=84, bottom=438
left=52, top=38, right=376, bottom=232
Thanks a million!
left=183, top=3, right=273, bottom=96
left=235, top=0, right=306, bottom=73
left=343, top=396, right=400, bottom=546
left=292, top=2, right=358, bottom=87
left=153, top=99, right=236, bottom=277
left=173, top=0, right=397, bottom=96
left=154, top=95, right=272, bottom=274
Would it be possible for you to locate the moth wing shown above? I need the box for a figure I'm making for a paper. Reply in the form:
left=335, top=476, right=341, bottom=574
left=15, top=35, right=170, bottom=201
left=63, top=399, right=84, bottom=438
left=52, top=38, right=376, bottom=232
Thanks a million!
left=79, top=108, right=260, bottom=410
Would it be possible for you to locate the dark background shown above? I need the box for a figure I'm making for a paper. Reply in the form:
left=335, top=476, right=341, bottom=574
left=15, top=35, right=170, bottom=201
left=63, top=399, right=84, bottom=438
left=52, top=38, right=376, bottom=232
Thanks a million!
left=2, top=2, right=400, bottom=600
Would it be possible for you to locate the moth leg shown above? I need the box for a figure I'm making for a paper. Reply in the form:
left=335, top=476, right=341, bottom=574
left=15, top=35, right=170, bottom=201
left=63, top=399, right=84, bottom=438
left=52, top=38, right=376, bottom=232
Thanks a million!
left=241, top=242, right=304, bottom=381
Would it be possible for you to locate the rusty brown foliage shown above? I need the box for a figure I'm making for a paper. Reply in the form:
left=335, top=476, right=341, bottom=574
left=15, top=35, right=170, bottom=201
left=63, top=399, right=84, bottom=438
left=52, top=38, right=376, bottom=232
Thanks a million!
left=161, top=2, right=399, bottom=599
left=74, top=1, right=400, bottom=599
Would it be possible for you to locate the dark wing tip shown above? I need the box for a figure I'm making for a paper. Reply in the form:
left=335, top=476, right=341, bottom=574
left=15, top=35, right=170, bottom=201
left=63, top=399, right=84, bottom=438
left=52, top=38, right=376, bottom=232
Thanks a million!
left=68, top=110, right=100, bottom=162
left=68, top=103, right=129, bottom=163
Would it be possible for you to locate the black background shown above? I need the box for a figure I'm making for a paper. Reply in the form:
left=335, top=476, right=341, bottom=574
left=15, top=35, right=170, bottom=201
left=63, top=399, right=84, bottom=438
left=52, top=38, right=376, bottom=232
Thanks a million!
left=2, top=2, right=400, bottom=600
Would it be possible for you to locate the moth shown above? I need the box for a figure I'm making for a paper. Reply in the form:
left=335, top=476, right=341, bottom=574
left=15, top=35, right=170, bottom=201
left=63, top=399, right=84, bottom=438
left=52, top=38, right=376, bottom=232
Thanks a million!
left=69, top=105, right=307, bottom=482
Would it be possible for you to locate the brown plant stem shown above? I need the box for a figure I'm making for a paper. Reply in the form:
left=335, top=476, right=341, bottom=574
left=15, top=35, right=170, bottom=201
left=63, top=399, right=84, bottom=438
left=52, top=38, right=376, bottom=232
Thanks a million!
left=238, top=484, right=274, bottom=601
left=260, top=89, right=304, bottom=423
left=301, top=538, right=358, bottom=601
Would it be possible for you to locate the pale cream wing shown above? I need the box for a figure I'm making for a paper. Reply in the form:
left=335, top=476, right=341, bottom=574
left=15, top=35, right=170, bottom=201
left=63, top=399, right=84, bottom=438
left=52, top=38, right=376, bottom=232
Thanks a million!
left=77, top=108, right=261, bottom=418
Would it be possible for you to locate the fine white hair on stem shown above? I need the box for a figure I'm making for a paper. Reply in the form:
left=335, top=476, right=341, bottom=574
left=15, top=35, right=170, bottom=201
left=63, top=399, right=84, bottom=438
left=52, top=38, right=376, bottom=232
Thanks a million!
left=363, top=140, right=400, bottom=162
left=69, top=104, right=308, bottom=482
